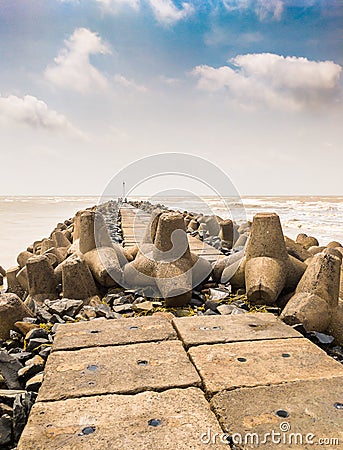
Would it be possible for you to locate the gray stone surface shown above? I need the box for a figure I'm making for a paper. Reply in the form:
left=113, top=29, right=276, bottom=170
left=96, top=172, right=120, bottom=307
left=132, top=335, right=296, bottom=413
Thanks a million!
left=53, top=316, right=177, bottom=351
left=38, top=340, right=201, bottom=401
left=19, top=388, right=224, bottom=449
left=211, top=377, right=343, bottom=449
left=188, top=338, right=343, bottom=395
left=173, top=313, right=302, bottom=347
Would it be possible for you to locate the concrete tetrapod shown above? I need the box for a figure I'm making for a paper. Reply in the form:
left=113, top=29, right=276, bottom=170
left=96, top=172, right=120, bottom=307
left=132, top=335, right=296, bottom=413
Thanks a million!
left=25, top=255, right=59, bottom=305
left=281, top=250, right=341, bottom=332
left=123, top=212, right=212, bottom=307
left=61, top=256, right=98, bottom=300
left=245, top=212, right=306, bottom=305
left=79, top=211, right=126, bottom=287
left=0, top=293, right=34, bottom=340
left=218, top=219, right=234, bottom=249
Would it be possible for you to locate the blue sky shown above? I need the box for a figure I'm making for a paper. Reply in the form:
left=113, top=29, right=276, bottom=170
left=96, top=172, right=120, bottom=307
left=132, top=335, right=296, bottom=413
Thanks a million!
left=0, top=0, right=342, bottom=195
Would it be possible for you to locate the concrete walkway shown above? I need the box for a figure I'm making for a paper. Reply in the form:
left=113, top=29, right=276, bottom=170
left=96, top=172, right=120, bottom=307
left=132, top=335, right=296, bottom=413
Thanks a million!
left=120, top=205, right=224, bottom=263
left=18, top=313, right=343, bottom=449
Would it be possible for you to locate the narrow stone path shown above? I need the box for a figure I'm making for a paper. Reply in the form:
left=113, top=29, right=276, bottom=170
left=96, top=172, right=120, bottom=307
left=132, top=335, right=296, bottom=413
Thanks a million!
left=18, top=314, right=343, bottom=449
left=120, top=205, right=224, bottom=263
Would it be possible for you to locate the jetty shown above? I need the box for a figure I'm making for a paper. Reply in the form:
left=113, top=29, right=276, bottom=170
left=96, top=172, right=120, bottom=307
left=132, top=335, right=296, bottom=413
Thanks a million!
left=14, top=204, right=343, bottom=449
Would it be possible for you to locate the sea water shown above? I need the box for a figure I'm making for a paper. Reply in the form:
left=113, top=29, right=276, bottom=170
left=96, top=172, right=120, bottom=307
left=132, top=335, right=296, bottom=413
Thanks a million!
left=0, top=196, right=342, bottom=270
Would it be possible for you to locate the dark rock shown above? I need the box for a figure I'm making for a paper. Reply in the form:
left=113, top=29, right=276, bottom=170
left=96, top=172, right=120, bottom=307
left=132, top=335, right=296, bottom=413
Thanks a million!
left=231, top=300, right=249, bottom=311
left=189, top=297, right=204, bottom=307
left=308, top=331, right=335, bottom=345
left=18, top=359, right=44, bottom=382
left=0, top=351, right=23, bottom=389
left=44, top=299, right=83, bottom=317
left=11, top=352, right=33, bottom=364
left=236, top=288, right=245, bottom=295
left=94, top=303, right=113, bottom=318
left=35, top=306, right=53, bottom=323
left=204, top=309, right=219, bottom=315
left=291, top=323, right=307, bottom=336
left=25, top=328, right=49, bottom=341
left=0, top=390, right=26, bottom=407
left=50, top=314, right=65, bottom=324
left=62, top=315, right=76, bottom=322
left=38, top=347, right=51, bottom=360
left=25, top=372, right=43, bottom=392
left=0, top=414, right=12, bottom=446
left=13, top=391, right=36, bottom=443
left=25, top=338, right=50, bottom=352
left=113, top=304, right=133, bottom=314
left=0, top=403, right=12, bottom=416
left=204, top=300, right=220, bottom=312
left=22, top=317, right=38, bottom=324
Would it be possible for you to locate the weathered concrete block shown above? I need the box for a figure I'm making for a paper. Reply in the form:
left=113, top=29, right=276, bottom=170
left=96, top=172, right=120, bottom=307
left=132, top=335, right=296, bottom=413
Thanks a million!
left=53, top=316, right=177, bottom=351
left=245, top=213, right=306, bottom=305
left=188, top=338, right=343, bottom=395
left=38, top=341, right=201, bottom=401
left=6, top=266, right=25, bottom=298
left=16, top=266, right=28, bottom=291
left=172, top=313, right=301, bottom=348
left=16, top=251, right=34, bottom=269
left=284, top=236, right=311, bottom=262
left=62, top=256, right=98, bottom=299
left=218, top=219, right=234, bottom=248
left=211, top=377, right=343, bottom=449
left=18, top=388, right=224, bottom=450
left=124, top=212, right=212, bottom=307
left=0, top=293, right=34, bottom=340
left=26, top=255, right=58, bottom=302
left=51, top=230, right=71, bottom=248
left=281, top=251, right=341, bottom=331
left=327, top=298, right=343, bottom=345
left=83, top=247, right=122, bottom=287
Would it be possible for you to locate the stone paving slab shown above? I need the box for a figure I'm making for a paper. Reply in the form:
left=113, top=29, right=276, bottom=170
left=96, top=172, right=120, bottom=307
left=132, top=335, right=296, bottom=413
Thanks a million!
left=210, top=377, right=343, bottom=449
left=188, top=338, right=343, bottom=395
left=173, top=313, right=302, bottom=347
left=53, top=316, right=177, bottom=351
left=38, top=340, right=201, bottom=401
left=19, top=388, right=224, bottom=450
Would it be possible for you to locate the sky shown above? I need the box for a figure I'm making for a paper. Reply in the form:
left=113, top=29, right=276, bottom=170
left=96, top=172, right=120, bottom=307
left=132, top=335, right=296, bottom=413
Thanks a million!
left=0, top=0, right=342, bottom=196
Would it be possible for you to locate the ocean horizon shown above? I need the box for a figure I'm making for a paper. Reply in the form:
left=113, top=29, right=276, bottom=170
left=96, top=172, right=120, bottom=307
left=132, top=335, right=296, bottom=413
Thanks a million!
left=0, top=195, right=342, bottom=270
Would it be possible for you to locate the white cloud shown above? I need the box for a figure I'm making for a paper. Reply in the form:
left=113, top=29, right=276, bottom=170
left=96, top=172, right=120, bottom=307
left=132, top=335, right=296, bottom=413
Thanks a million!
left=114, top=74, right=147, bottom=92
left=159, top=75, right=182, bottom=85
left=254, top=0, right=283, bottom=21
left=192, top=53, right=342, bottom=111
left=45, top=28, right=110, bottom=93
left=0, top=93, right=83, bottom=136
left=148, top=0, right=194, bottom=24
left=95, top=0, right=140, bottom=12
left=222, top=0, right=283, bottom=21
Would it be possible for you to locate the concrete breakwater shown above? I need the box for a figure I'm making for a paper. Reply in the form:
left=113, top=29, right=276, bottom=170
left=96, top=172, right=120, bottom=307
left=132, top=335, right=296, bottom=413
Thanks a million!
left=0, top=199, right=343, bottom=448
